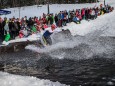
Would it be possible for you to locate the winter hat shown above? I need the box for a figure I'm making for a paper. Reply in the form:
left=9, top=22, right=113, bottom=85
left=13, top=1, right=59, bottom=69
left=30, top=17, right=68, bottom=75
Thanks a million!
left=51, top=24, right=56, bottom=30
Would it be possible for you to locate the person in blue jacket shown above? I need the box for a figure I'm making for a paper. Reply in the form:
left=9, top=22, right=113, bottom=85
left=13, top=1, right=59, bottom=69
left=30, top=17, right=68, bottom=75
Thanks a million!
left=43, top=24, right=56, bottom=45
left=72, top=15, right=80, bottom=24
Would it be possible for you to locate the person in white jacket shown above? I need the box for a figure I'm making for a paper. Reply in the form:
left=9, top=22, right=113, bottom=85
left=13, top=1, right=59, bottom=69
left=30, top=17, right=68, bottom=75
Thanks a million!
left=91, top=9, right=96, bottom=20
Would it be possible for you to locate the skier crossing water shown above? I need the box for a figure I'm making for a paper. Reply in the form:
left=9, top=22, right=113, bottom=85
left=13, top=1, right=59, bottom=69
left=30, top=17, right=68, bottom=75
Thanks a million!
left=41, top=24, right=56, bottom=46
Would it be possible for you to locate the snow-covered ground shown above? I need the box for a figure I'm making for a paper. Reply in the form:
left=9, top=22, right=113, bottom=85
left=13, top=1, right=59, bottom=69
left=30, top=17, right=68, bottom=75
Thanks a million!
left=1, top=0, right=115, bottom=86
left=62, top=10, right=115, bottom=37
left=0, top=72, right=68, bottom=86
left=1, top=0, right=104, bottom=18
left=2, top=33, right=41, bottom=45
left=25, top=0, right=115, bottom=54
left=1, top=0, right=114, bottom=45
left=2, top=0, right=115, bottom=45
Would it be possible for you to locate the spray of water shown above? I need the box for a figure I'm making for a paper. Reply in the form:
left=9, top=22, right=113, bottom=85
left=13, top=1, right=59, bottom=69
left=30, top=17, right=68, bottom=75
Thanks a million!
left=26, top=23, right=115, bottom=60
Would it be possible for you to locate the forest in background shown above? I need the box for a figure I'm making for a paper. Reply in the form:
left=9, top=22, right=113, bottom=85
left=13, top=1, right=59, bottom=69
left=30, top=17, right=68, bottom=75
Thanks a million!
left=0, top=0, right=98, bottom=9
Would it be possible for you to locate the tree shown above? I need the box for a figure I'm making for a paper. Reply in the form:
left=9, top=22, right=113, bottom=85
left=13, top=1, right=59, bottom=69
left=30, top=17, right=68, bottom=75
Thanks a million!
left=0, top=0, right=98, bottom=9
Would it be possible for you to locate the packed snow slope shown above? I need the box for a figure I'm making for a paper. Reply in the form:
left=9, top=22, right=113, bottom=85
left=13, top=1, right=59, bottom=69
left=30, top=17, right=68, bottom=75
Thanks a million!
left=59, top=0, right=115, bottom=37
left=62, top=10, right=115, bottom=37
left=0, top=72, right=68, bottom=86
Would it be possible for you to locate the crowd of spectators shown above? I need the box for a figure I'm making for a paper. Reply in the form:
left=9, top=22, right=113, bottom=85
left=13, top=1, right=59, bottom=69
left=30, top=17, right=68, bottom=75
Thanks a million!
left=0, top=4, right=114, bottom=42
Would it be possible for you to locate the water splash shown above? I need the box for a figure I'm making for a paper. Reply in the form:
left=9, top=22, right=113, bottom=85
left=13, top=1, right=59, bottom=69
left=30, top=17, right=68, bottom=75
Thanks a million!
left=26, top=28, right=115, bottom=60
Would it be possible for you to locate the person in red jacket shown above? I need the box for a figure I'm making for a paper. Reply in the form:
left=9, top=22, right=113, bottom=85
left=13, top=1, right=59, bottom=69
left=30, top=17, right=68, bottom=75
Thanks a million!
left=43, top=24, right=48, bottom=29
left=42, top=17, right=47, bottom=24
left=36, top=24, right=42, bottom=32
left=81, top=8, right=85, bottom=19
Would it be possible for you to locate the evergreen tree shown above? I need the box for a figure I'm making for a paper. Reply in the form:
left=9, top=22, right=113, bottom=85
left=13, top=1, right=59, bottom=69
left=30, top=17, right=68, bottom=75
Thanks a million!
left=0, top=0, right=98, bottom=9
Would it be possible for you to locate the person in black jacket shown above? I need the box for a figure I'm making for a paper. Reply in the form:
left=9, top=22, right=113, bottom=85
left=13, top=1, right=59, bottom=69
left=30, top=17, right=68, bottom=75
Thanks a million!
left=28, top=17, right=35, bottom=29
left=12, top=20, right=18, bottom=39
left=54, top=14, right=58, bottom=26
left=85, top=8, right=89, bottom=20
left=8, top=19, right=15, bottom=39
left=16, top=18, right=21, bottom=35
left=1, top=17, right=7, bottom=40
left=0, top=18, right=4, bottom=42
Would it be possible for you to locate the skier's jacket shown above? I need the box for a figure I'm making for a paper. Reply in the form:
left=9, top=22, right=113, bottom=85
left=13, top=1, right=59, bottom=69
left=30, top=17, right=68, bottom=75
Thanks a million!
left=43, top=24, right=55, bottom=37
left=43, top=30, right=53, bottom=38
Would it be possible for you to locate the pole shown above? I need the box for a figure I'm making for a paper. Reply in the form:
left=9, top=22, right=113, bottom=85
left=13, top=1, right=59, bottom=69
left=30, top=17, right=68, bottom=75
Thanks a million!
left=96, top=0, right=97, bottom=3
left=19, top=0, right=21, bottom=19
left=47, top=0, right=50, bottom=14
left=19, top=8, right=20, bottom=19
left=104, top=0, right=105, bottom=6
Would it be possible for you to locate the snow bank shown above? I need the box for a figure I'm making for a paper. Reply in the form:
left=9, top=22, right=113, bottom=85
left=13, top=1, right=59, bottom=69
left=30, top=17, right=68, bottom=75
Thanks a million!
left=0, top=72, right=69, bottom=86
left=2, top=34, right=40, bottom=46
left=62, top=9, right=115, bottom=36
left=58, top=0, right=115, bottom=36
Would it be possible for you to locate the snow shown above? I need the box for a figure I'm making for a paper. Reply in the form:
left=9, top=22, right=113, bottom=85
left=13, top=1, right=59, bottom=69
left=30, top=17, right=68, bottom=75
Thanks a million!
left=0, top=0, right=107, bottom=18
left=0, top=72, right=69, bottom=86
left=0, top=0, right=115, bottom=86
left=26, top=0, right=115, bottom=55
left=2, top=34, right=41, bottom=46
left=1, top=0, right=114, bottom=46
left=62, top=10, right=115, bottom=37
left=1, top=27, right=62, bottom=46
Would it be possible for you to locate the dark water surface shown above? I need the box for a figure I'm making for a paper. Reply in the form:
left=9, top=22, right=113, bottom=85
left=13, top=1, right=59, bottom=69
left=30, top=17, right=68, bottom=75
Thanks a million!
left=0, top=36, right=115, bottom=86
left=0, top=51, right=115, bottom=86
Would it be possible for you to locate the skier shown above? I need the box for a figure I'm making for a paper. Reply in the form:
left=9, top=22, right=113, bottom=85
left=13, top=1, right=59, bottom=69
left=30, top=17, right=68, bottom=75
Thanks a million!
left=42, top=24, right=56, bottom=46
